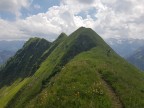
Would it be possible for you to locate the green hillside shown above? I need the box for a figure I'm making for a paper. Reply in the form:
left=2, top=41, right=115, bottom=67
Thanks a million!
left=0, top=27, right=144, bottom=108
left=0, top=38, right=52, bottom=107
left=0, top=37, right=51, bottom=87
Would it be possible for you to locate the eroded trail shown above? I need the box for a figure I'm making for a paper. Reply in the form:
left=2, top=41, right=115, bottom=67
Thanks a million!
left=98, top=72, right=124, bottom=108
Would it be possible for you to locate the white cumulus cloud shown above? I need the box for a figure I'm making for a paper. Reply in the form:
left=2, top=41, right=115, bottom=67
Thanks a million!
left=0, top=0, right=144, bottom=40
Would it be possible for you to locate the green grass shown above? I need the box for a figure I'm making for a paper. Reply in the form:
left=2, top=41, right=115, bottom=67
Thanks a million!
left=5, top=32, right=69, bottom=108
left=0, top=78, right=29, bottom=108
left=4, top=27, right=110, bottom=108
left=24, top=47, right=144, bottom=108
left=26, top=50, right=113, bottom=108
left=0, top=37, right=51, bottom=87
left=1, top=27, right=144, bottom=108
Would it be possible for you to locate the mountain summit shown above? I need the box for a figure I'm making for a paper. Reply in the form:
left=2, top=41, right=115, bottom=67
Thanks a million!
left=0, top=27, right=144, bottom=108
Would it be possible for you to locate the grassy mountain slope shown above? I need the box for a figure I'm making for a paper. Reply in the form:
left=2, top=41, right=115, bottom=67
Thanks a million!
left=26, top=47, right=144, bottom=108
left=1, top=27, right=144, bottom=108
left=0, top=37, right=51, bottom=87
left=0, top=78, right=29, bottom=108
left=6, top=27, right=112, bottom=108
left=39, top=32, right=67, bottom=64
left=0, top=38, right=52, bottom=108
left=127, top=47, right=144, bottom=71
left=0, top=34, right=68, bottom=108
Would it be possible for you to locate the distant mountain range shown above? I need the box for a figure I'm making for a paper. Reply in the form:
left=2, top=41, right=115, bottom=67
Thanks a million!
left=0, top=50, right=15, bottom=65
left=0, top=40, right=25, bottom=64
left=0, top=27, right=144, bottom=108
left=127, top=46, right=144, bottom=71
left=105, top=38, right=144, bottom=71
left=105, top=38, right=144, bottom=58
left=1, top=37, right=144, bottom=65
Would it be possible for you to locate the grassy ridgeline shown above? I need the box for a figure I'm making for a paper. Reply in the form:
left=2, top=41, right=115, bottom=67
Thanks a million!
left=0, top=27, right=144, bottom=108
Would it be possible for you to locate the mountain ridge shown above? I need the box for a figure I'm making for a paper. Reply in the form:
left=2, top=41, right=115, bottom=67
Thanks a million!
left=0, top=27, right=144, bottom=108
left=0, top=37, right=51, bottom=87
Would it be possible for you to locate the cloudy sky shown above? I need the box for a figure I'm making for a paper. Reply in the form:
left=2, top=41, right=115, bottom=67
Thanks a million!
left=0, top=0, right=144, bottom=40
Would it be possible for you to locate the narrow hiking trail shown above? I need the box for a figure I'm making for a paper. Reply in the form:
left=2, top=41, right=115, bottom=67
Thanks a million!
left=97, top=72, right=123, bottom=108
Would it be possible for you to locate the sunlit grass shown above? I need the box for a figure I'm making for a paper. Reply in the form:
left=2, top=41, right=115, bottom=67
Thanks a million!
left=0, top=78, right=29, bottom=108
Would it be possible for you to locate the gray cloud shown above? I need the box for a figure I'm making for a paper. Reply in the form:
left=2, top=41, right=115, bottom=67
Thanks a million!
left=114, top=0, right=133, bottom=13
left=0, top=0, right=31, bottom=17
left=77, top=0, right=95, bottom=4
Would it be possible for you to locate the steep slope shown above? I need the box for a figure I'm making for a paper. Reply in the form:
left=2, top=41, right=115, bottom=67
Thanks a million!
left=6, top=27, right=113, bottom=108
left=39, top=32, right=67, bottom=63
left=24, top=44, right=144, bottom=107
left=0, top=34, right=68, bottom=108
left=1, top=27, right=144, bottom=108
left=127, top=46, right=144, bottom=71
left=0, top=37, right=51, bottom=87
